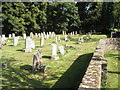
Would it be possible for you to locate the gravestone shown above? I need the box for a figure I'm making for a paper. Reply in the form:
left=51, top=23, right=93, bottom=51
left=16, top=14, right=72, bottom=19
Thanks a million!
left=40, top=36, right=44, bottom=47
left=30, top=32, right=34, bottom=38
left=23, top=34, right=26, bottom=39
left=79, top=30, right=82, bottom=35
left=58, top=46, right=66, bottom=55
left=75, top=31, right=77, bottom=35
left=78, top=38, right=82, bottom=44
left=12, top=33, right=15, bottom=38
left=35, top=33, right=38, bottom=38
left=65, top=35, right=68, bottom=41
left=38, top=33, right=41, bottom=38
left=9, top=34, right=12, bottom=38
left=58, top=36, right=61, bottom=42
left=1, top=35, right=6, bottom=45
left=50, top=44, right=59, bottom=60
left=55, top=36, right=58, bottom=44
left=13, top=37, right=19, bottom=46
left=31, top=40, right=35, bottom=49
left=78, top=37, right=84, bottom=44
left=62, top=31, right=65, bottom=35
left=46, top=33, right=49, bottom=39
left=44, top=34, right=47, bottom=40
left=25, top=37, right=33, bottom=52
left=33, top=50, right=42, bottom=71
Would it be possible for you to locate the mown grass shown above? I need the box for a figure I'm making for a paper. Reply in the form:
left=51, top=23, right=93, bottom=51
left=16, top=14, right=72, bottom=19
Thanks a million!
left=104, top=50, right=120, bottom=89
left=1, top=34, right=107, bottom=89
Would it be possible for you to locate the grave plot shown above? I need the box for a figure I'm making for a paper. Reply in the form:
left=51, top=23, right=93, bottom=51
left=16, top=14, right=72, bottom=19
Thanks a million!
left=1, top=35, right=107, bottom=88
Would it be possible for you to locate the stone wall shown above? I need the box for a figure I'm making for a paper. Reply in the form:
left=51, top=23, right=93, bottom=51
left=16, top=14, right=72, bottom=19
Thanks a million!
left=78, top=38, right=120, bottom=89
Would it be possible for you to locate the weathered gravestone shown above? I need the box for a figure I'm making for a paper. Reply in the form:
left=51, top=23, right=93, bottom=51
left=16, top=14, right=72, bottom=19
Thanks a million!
left=30, top=32, right=34, bottom=38
left=13, top=37, right=19, bottom=46
left=78, top=37, right=84, bottom=44
left=75, top=31, right=77, bottom=35
left=24, top=37, right=35, bottom=52
left=50, top=44, right=59, bottom=60
left=79, top=30, right=82, bottom=35
left=58, top=46, right=66, bottom=55
left=33, top=50, right=42, bottom=71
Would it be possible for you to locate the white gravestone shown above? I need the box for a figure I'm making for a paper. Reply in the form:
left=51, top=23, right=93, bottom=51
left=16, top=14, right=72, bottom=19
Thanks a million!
left=1, top=35, right=6, bottom=44
left=62, top=31, right=65, bottom=35
left=35, top=33, right=38, bottom=38
left=12, top=33, right=15, bottom=38
left=58, top=46, right=66, bottom=55
left=40, top=36, right=44, bottom=47
left=46, top=33, right=49, bottom=39
left=23, top=34, right=26, bottom=39
left=14, top=37, right=19, bottom=46
left=31, top=40, right=35, bottom=49
left=50, top=44, right=59, bottom=60
left=9, top=34, right=12, bottom=38
left=25, top=37, right=34, bottom=52
left=30, top=32, right=34, bottom=38
left=65, top=35, right=68, bottom=41
left=38, top=33, right=41, bottom=38
left=58, top=36, right=61, bottom=42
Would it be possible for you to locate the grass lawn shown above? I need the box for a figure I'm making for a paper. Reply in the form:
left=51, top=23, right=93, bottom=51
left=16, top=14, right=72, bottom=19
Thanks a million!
left=104, top=50, right=120, bottom=89
left=1, top=34, right=107, bottom=89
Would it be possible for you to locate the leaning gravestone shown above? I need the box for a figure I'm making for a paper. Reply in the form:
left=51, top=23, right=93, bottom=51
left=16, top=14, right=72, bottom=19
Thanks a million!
left=50, top=44, right=59, bottom=60
left=58, top=46, right=66, bottom=55
left=33, top=49, right=42, bottom=71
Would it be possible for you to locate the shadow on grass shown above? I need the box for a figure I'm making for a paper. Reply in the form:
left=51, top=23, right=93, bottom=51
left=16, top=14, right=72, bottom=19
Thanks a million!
left=16, top=49, right=23, bottom=52
left=8, top=45, right=13, bottom=46
left=108, top=71, right=120, bottom=74
left=42, top=56, right=51, bottom=59
left=20, top=65, right=32, bottom=71
left=52, top=53, right=93, bottom=89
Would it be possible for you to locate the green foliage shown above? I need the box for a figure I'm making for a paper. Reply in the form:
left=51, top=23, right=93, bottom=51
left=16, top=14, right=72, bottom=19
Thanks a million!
left=2, top=2, right=120, bottom=35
